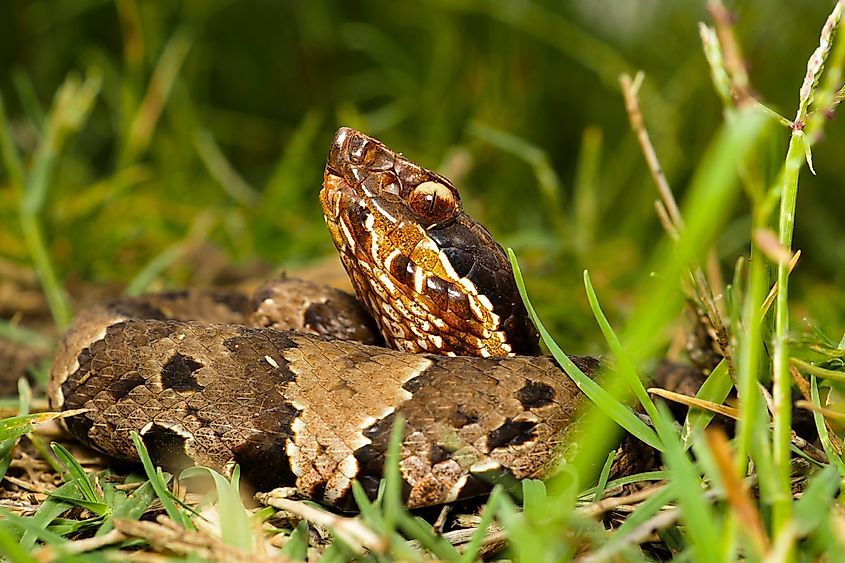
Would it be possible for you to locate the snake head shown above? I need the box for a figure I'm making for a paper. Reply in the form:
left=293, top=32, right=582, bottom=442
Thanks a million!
left=321, top=127, right=540, bottom=358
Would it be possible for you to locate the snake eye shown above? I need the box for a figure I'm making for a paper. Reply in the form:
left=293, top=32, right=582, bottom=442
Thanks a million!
left=408, top=181, right=459, bottom=224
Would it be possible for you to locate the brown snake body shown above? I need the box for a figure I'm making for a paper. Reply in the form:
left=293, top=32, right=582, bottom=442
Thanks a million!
left=49, top=128, right=590, bottom=509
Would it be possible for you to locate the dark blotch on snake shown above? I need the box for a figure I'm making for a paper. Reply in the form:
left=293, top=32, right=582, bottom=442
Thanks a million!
left=234, top=434, right=297, bottom=492
left=108, top=373, right=146, bottom=400
left=140, top=424, right=194, bottom=471
left=516, top=381, right=556, bottom=409
left=448, top=410, right=478, bottom=428
left=429, top=443, right=452, bottom=465
left=487, top=420, right=537, bottom=449
left=465, top=465, right=519, bottom=498
left=161, top=352, right=205, bottom=391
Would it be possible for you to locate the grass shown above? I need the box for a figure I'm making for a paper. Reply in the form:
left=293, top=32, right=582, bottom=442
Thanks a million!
left=2, top=0, right=845, bottom=560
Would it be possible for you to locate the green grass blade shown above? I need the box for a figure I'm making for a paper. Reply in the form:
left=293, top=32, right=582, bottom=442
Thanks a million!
left=180, top=465, right=253, bottom=551
left=583, top=270, right=660, bottom=423
left=656, top=414, right=720, bottom=562
left=509, top=249, right=663, bottom=452
left=396, top=514, right=460, bottom=561
left=97, top=480, right=157, bottom=536
left=50, top=442, right=105, bottom=507
left=382, top=414, right=405, bottom=537
left=130, top=431, right=192, bottom=529
left=521, top=479, right=548, bottom=523
left=612, top=481, right=677, bottom=537
left=810, top=375, right=845, bottom=472
left=591, top=450, right=616, bottom=503
left=0, top=92, right=26, bottom=193
left=121, top=29, right=192, bottom=165
left=374, top=414, right=459, bottom=559
left=0, top=320, right=53, bottom=351
left=194, top=128, right=260, bottom=208
left=18, top=480, right=79, bottom=550
left=281, top=519, right=309, bottom=560
left=459, top=486, right=504, bottom=563
left=11, top=67, right=46, bottom=130
left=124, top=211, right=215, bottom=295
left=351, top=479, right=380, bottom=523
left=497, top=492, right=562, bottom=562
left=44, top=494, right=109, bottom=516
left=793, top=465, right=839, bottom=537
left=46, top=516, right=102, bottom=537
left=0, top=523, right=37, bottom=563
left=469, top=122, right=567, bottom=241
left=0, top=508, right=69, bottom=547
left=578, top=470, right=668, bottom=500
left=572, top=126, right=602, bottom=255
left=0, top=411, right=85, bottom=442
left=17, top=71, right=101, bottom=330
left=682, top=359, right=732, bottom=447
left=0, top=380, right=33, bottom=482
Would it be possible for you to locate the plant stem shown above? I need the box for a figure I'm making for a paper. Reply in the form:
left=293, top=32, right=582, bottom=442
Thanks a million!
left=771, top=129, right=804, bottom=541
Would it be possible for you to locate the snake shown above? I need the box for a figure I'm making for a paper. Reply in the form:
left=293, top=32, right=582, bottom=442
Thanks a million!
left=48, top=128, right=594, bottom=510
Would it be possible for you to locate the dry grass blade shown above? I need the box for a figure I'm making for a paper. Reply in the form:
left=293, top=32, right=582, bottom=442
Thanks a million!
left=789, top=365, right=844, bottom=454
left=705, top=429, right=770, bottom=556
left=34, top=529, right=126, bottom=558
left=620, top=72, right=683, bottom=232
left=795, top=400, right=845, bottom=424
left=620, top=70, right=733, bottom=373
left=754, top=228, right=795, bottom=266
left=255, top=490, right=388, bottom=555
left=648, top=387, right=740, bottom=419
left=579, top=483, right=669, bottom=518
left=112, top=516, right=287, bottom=562
left=760, top=250, right=801, bottom=317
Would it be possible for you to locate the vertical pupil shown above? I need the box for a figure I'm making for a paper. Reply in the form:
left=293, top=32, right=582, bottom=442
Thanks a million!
left=427, top=193, right=438, bottom=215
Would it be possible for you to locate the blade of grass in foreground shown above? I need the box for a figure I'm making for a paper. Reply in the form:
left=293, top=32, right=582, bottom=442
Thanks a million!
left=97, top=480, right=158, bottom=537
left=771, top=3, right=844, bottom=540
left=655, top=409, right=721, bottom=562
left=385, top=417, right=460, bottom=560
left=0, top=523, right=37, bottom=563
left=509, top=248, right=662, bottom=453
left=130, top=431, right=193, bottom=529
left=50, top=442, right=108, bottom=514
left=18, top=480, right=82, bottom=550
left=0, top=410, right=87, bottom=443
left=180, top=466, right=253, bottom=552
left=0, top=380, right=33, bottom=483
left=583, top=270, right=660, bottom=425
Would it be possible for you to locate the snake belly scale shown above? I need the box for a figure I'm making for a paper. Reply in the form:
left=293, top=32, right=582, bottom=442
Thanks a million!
left=49, top=128, right=591, bottom=510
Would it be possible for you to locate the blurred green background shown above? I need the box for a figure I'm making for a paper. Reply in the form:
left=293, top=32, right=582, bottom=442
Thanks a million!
left=1, top=0, right=843, bottom=351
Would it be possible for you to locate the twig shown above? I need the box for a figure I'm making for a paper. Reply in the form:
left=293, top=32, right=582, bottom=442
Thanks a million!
left=619, top=73, right=683, bottom=232
left=255, top=490, right=388, bottom=555
left=579, top=483, right=668, bottom=518
left=648, top=387, right=739, bottom=419
left=620, top=72, right=733, bottom=373
left=35, top=529, right=127, bottom=559
left=576, top=507, right=680, bottom=563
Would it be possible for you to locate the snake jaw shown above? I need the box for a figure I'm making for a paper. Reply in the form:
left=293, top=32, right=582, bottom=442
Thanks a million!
left=322, top=127, right=541, bottom=358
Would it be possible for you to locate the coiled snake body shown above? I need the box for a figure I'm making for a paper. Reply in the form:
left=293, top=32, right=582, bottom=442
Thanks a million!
left=49, top=128, right=590, bottom=510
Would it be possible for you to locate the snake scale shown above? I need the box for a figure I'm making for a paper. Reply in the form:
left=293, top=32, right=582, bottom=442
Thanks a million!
left=49, top=128, right=594, bottom=510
